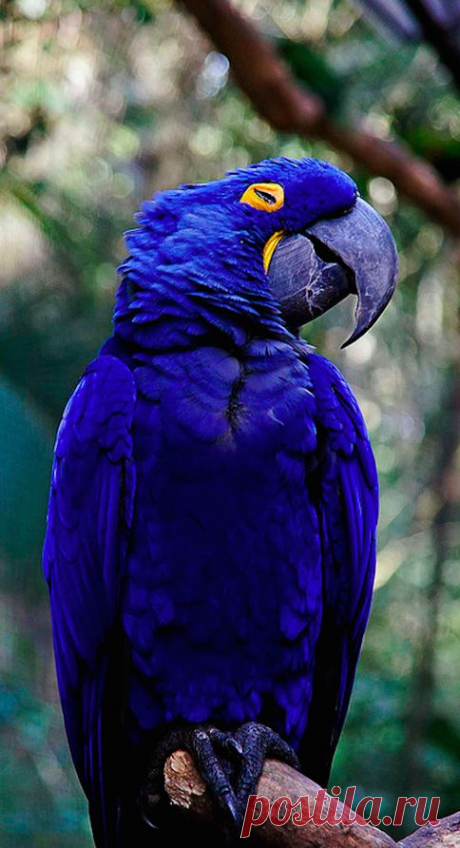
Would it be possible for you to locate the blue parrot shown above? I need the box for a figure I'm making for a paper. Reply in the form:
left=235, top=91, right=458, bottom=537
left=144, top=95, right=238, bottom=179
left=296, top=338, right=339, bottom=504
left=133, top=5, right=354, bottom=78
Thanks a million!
left=43, top=157, right=398, bottom=846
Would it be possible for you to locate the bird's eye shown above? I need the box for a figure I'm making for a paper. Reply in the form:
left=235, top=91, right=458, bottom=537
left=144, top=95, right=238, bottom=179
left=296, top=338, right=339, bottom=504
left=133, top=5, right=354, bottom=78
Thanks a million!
left=254, top=188, right=277, bottom=205
left=240, top=182, right=284, bottom=212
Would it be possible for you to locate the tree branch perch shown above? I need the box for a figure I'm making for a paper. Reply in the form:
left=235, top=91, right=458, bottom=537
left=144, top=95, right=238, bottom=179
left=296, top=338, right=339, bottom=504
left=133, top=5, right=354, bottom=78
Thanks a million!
left=158, top=751, right=460, bottom=847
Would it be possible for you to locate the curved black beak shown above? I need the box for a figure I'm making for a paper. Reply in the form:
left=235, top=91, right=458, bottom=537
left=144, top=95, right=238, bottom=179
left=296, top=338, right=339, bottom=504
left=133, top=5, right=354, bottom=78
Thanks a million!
left=268, top=197, right=398, bottom=347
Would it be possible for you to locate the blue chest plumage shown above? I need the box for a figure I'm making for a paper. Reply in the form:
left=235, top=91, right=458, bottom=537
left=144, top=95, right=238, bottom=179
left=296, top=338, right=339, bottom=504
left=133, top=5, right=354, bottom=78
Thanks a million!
left=122, top=339, right=323, bottom=744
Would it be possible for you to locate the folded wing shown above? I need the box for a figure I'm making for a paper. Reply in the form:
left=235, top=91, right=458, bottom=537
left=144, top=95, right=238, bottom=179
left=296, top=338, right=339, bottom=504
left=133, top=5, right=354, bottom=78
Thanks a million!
left=299, top=352, right=378, bottom=786
left=43, top=355, right=136, bottom=847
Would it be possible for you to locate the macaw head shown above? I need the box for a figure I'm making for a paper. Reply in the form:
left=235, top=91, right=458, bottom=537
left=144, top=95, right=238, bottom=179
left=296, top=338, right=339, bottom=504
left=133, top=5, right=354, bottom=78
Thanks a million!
left=222, top=157, right=398, bottom=346
left=119, top=157, right=397, bottom=347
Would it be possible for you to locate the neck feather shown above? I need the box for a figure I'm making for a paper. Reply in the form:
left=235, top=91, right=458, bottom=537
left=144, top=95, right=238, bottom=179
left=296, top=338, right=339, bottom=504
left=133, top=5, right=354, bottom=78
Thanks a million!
left=114, top=206, right=292, bottom=352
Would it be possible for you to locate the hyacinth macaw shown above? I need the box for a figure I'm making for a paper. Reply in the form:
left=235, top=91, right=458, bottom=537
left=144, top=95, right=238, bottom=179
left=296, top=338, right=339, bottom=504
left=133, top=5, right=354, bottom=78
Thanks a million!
left=43, top=157, right=397, bottom=847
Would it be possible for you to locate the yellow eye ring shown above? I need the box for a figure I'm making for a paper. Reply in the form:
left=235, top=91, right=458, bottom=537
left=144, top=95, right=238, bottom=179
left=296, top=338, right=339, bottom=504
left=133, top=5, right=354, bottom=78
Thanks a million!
left=240, top=182, right=284, bottom=212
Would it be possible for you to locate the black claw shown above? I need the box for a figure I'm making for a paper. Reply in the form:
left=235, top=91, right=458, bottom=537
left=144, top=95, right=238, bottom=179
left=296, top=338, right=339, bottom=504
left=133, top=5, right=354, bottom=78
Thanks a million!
left=230, top=738, right=244, bottom=757
left=222, top=790, right=240, bottom=826
left=141, top=810, right=160, bottom=831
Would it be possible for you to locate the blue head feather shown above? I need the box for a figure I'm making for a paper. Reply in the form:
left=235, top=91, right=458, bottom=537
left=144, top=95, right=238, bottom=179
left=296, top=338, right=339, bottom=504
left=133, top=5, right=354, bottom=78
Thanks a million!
left=114, top=157, right=357, bottom=350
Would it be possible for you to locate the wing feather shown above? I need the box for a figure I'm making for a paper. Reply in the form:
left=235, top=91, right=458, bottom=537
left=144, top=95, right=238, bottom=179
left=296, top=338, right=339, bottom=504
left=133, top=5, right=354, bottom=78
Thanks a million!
left=299, top=352, right=378, bottom=785
left=43, top=355, right=136, bottom=846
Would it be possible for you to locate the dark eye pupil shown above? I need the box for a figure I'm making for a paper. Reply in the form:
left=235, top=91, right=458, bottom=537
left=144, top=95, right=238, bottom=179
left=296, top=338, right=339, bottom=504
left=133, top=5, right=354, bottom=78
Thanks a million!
left=254, top=188, right=276, bottom=205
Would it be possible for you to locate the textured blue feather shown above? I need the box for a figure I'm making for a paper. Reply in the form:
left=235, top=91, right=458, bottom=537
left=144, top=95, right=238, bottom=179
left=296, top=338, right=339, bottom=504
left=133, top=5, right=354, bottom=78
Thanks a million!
left=296, top=353, right=378, bottom=780
left=43, top=355, right=136, bottom=845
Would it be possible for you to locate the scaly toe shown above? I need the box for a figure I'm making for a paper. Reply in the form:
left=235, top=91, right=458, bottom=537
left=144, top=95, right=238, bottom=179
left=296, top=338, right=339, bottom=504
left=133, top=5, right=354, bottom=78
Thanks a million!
left=208, top=727, right=244, bottom=760
left=233, top=722, right=300, bottom=814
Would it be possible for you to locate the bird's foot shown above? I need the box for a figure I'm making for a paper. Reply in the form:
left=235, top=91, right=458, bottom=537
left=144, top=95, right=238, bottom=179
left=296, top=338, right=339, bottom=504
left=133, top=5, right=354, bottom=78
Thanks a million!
left=143, top=722, right=299, bottom=833
left=232, top=722, right=299, bottom=816
left=143, top=724, right=243, bottom=828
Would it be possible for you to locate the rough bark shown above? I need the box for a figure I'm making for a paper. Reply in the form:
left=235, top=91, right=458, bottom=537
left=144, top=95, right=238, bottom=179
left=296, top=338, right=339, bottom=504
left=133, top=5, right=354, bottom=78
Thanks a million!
left=400, top=812, right=460, bottom=848
left=179, top=0, right=460, bottom=238
left=156, top=751, right=458, bottom=847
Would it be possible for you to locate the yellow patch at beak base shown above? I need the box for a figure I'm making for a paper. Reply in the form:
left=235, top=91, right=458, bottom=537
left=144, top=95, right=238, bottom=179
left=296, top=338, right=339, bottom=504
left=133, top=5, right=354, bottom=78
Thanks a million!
left=263, top=231, right=285, bottom=273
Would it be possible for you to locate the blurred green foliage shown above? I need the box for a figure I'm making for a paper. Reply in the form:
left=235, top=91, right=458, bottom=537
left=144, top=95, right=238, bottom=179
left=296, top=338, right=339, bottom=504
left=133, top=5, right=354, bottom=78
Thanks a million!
left=0, top=0, right=459, bottom=844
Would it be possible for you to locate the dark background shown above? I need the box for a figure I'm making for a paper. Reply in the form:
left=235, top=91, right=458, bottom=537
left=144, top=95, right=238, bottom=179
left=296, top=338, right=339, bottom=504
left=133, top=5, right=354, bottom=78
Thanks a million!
left=0, top=1, right=459, bottom=844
